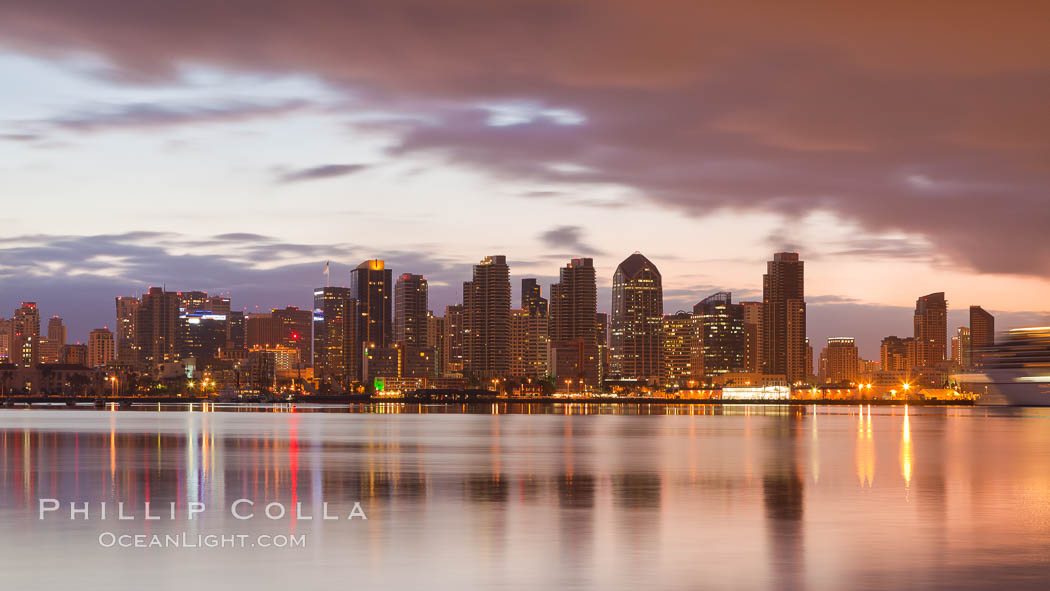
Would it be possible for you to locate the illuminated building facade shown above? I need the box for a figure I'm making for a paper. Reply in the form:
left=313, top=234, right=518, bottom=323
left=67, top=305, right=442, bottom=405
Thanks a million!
left=969, top=305, right=995, bottom=367
left=394, top=273, right=428, bottom=347
left=463, top=255, right=511, bottom=380
left=914, top=292, right=947, bottom=366
left=550, top=258, right=598, bottom=387
left=137, top=287, right=180, bottom=367
left=350, top=259, right=393, bottom=354
left=521, top=278, right=548, bottom=317
left=740, top=301, right=763, bottom=373
left=115, top=296, right=140, bottom=364
left=763, top=252, right=807, bottom=383
left=661, top=311, right=702, bottom=387
left=313, top=286, right=356, bottom=388
left=821, top=337, right=858, bottom=384
left=610, top=252, right=663, bottom=383
left=511, top=308, right=549, bottom=379
left=88, top=327, right=115, bottom=367
left=952, top=326, right=971, bottom=368
left=442, top=304, right=466, bottom=377
left=694, top=292, right=748, bottom=377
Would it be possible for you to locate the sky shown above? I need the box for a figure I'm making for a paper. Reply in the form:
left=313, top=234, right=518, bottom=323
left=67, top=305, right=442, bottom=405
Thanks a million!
left=1, top=0, right=1049, bottom=357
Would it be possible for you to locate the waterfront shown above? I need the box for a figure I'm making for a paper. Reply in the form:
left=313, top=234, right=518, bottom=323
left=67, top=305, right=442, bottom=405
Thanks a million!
left=2, top=404, right=1050, bottom=590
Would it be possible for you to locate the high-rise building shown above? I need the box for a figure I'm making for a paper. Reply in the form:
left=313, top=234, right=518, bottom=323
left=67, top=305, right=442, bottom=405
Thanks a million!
left=272, top=306, right=312, bottom=360
left=510, top=308, right=549, bottom=379
left=442, top=304, right=466, bottom=377
left=694, top=292, right=748, bottom=377
left=47, top=316, right=66, bottom=347
left=60, top=343, right=87, bottom=367
left=350, top=259, right=393, bottom=356
left=13, top=302, right=40, bottom=337
left=394, top=273, right=429, bottom=347
left=313, top=287, right=356, bottom=389
left=969, top=305, right=995, bottom=367
left=595, top=312, right=608, bottom=384
left=880, top=336, right=918, bottom=373
left=179, top=311, right=228, bottom=365
left=39, top=316, right=64, bottom=364
left=115, top=296, right=140, bottom=364
left=951, top=326, right=971, bottom=368
left=914, top=292, right=948, bottom=366
left=661, top=311, right=702, bottom=388
left=463, top=255, right=511, bottom=380
left=180, top=291, right=210, bottom=313
left=227, top=310, right=246, bottom=351
left=521, top=278, right=549, bottom=317
left=246, top=313, right=278, bottom=348
left=610, top=252, right=663, bottom=383
left=740, top=301, right=764, bottom=373
left=88, top=327, right=115, bottom=367
left=137, top=287, right=180, bottom=367
left=427, top=311, right=445, bottom=377
left=549, top=258, right=598, bottom=387
left=0, top=319, right=11, bottom=363
left=822, top=337, right=858, bottom=384
left=762, top=252, right=807, bottom=382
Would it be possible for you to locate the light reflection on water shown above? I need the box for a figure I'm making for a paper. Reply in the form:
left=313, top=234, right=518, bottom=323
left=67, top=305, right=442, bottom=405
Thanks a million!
left=2, top=404, right=1050, bottom=590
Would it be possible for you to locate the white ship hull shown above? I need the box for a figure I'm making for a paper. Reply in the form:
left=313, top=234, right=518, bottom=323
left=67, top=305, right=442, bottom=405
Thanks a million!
left=957, top=371, right=1050, bottom=406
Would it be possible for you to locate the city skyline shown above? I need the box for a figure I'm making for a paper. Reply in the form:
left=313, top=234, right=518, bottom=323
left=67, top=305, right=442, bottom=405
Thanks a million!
left=2, top=2, right=1050, bottom=360
left=0, top=249, right=1035, bottom=363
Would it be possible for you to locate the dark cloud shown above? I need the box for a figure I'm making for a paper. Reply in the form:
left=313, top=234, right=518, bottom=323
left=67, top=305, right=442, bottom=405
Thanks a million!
left=0, top=1, right=1049, bottom=275
left=276, top=163, right=369, bottom=184
left=538, top=225, right=604, bottom=256
left=47, top=99, right=310, bottom=132
left=0, top=133, right=40, bottom=142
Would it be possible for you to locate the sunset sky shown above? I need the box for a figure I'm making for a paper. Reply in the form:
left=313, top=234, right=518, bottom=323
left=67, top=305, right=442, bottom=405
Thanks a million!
left=1, top=1, right=1049, bottom=356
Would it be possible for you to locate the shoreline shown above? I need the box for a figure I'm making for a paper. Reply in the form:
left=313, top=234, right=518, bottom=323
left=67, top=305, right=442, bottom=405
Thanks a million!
left=0, top=395, right=974, bottom=407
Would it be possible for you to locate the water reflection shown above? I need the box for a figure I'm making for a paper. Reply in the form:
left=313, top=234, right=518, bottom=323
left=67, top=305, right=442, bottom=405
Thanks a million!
left=1, top=405, right=1050, bottom=590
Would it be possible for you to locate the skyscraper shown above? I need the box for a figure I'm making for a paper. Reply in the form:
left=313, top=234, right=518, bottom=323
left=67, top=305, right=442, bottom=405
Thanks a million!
left=881, top=335, right=918, bottom=373
left=822, top=337, right=858, bottom=384
left=272, top=306, right=312, bottom=360
left=463, top=255, right=511, bottom=381
left=88, top=327, right=115, bottom=367
left=694, top=292, right=748, bottom=377
left=350, top=259, right=393, bottom=353
left=13, top=302, right=40, bottom=337
left=661, top=311, right=702, bottom=387
left=427, top=311, right=445, bottom=377
left=510, top=308, right=549, bottom=379
left=137, top=287, right=180, bottom=367
left=595, top=312, right=608, bottom=384
left=313, top=287, right=356, bottom=389
left=442, top=304, right=466, bottom=377
left=115, top=296, right=140, bottom=364
left=47, top=316, right=66, bottom=346
left=763, top=252, right=807, bottom=382
left=914, top=292, right=948, bottom=366
left=969, top=305, right=995, bottom=367
left=549, top=258, right=598, bottom=387
left=740, top=301, right=763, bottom=373
left=952, top=326, right=971, bottom=368
left=610, top=252, right=663, bottom=383
left=521, top=278, right=548, bottom=317
left=394, top=273, right=428, bottom=347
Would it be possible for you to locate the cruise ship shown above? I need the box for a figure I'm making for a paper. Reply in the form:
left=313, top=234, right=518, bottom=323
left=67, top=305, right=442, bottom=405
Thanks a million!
left=956, top=327, right=1050, bottom=406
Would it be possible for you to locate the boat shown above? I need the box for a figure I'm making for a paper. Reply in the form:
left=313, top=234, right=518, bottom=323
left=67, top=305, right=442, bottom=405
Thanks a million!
left=956, top=327, right=1050, bottom=406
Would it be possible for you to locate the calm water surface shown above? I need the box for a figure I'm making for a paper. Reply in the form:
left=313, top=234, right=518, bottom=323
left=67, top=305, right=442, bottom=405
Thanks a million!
left=2, top=404, right=1049, bottom=590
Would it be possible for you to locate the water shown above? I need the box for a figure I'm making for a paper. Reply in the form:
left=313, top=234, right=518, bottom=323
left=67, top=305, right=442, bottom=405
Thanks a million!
left=1, top=403, right=1049, bottom=590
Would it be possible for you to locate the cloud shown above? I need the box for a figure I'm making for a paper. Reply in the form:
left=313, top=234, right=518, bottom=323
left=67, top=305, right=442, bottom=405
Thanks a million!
left=538, top=225, right=604, bottom=256
left=0, top=1, right=1049, bottom=276
left=0, top=133, right=40, bottom=142
left=276, top=163, right=369, bottom=184
left=47, top=99, right=311, bottom=132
